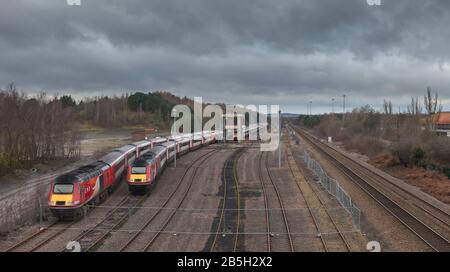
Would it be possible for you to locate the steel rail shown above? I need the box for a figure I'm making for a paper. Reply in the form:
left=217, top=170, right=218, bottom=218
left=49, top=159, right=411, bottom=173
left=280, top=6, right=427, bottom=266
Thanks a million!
left=286, top=139, right=351, bottom=252
left=290, top=124, right=450, bottom=252
left=257, top=151, right=271, bottom=252
left=61, top=194, right=145, bottom=252
left=141, top=150, right=219, bottom=252
left=209, top=149, right=243, bottom=252
left=117, top=150, right=218, bottom=252
left=263, top=151, right=295, bottom=252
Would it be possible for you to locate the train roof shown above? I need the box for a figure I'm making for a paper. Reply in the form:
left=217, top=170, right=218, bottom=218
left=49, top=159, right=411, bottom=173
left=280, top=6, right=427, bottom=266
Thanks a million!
left=170, top=134, right=188, bottom=139
left=158, top=141, right=175, bottom=148
left=150, top=145, right=167, bottom=153
left=113, top=144, right=136, bottom=154
left=180, top=137, right=191, bottom=143
left=132, top=159, right=149, bottom=167
left=169, top=135, right=191, bottom=143
left=132, top=153, right=154, bottom=166
left=193, top=134, right=204, bottom=140
left=98, top=151, right=125, bottom=165
left=150, top=137, right=167, bottom=143
left=141, top=152, right=155, bottom=158
left=55, top=162, right=107, bottom=183
left=132, top=140, right=151, bottom=148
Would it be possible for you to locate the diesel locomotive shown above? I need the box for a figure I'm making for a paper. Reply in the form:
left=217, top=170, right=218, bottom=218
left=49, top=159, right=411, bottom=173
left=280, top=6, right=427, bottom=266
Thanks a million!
left=47, top=131, right=220, bottom=219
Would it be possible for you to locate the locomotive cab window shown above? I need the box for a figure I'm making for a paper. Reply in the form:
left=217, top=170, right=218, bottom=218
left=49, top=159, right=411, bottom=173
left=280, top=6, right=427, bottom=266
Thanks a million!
left=53, top=184, right=74, bottom=194
left=131, top=167, right=146, bottom=174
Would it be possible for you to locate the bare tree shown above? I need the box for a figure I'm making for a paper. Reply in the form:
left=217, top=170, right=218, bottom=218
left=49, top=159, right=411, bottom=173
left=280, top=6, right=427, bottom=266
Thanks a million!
left=383, top=99, right=393, bottom=115
left=0, top=87, right=80, bottom=175
left=407, top=96, right=422, bottom=116
left=382, top=99, right=395, bottom=136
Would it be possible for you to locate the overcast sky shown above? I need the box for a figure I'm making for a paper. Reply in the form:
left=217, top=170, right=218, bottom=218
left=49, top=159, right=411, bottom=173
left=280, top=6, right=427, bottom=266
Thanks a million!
left=1, top=0, right=449, bottom=113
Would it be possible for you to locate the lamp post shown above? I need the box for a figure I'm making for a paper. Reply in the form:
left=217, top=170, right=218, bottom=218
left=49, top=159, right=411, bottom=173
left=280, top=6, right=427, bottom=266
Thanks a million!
left=342, top=94, right=346, bottom=127
left=343, top=94, right=346, bottom=113
left=173, top=108, right=177, bottom=168
left=332, top=98, right=335, bottom=114
left=278, top=110, right=281, bottom=169
left=223, top=114, right=226, bottom=144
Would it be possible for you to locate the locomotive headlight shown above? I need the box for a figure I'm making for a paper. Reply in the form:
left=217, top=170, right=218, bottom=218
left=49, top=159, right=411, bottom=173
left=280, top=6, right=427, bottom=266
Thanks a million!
left=67, top=200, right=80, bottom=205
left=48, top=201, right=56, bottom=206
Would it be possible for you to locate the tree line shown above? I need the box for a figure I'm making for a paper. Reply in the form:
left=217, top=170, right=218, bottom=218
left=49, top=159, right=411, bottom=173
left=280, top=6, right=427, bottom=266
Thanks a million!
left=0, top=84, right=80, bottom=175
left=57, top=91, right=178, bottom=128
left=299, top=88, right=449, bottom=177
left=0, top=86, right=185, bottom=176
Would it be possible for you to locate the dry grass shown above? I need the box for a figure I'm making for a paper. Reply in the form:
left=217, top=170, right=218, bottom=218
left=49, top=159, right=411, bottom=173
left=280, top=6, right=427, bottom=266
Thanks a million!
left=389, top=166, right=450, bottom=204
left=301, top=106, right=450, bottom=205
left=343, top=136, right=386, bottom=157
left=369, top=153, right=450, bottom=204
left=368, top=153, right=397, bottom=168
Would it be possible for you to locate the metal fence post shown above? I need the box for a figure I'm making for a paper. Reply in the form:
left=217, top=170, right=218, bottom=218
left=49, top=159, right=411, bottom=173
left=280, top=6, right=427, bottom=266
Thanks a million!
left=302, top=150, right=361, bottom=231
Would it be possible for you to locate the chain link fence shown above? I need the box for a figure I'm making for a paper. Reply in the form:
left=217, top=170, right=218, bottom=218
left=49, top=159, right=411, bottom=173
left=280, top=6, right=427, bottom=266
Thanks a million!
left=303, top=150, right=361, bottom=230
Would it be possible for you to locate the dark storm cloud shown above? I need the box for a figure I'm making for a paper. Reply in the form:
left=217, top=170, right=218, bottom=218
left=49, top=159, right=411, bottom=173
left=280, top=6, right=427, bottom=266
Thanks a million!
left=1, top=0, right=450, bottom=112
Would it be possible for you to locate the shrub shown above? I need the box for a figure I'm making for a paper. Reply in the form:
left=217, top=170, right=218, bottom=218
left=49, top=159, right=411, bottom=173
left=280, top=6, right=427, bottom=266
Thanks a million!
left=410, top=147, right=426, bottom=167
left=0, top=152, right=20, bottom=175
left=443, top=167, right=450, bottom=179
left=391, top=139, right=414, bottom=166
left=315, top=115, right=341, bottom=138
left=342, top=135, right=385, bottom=157
left=302, top=115, right=320, bottom=128
left=423, top=135, right=450, bottom=165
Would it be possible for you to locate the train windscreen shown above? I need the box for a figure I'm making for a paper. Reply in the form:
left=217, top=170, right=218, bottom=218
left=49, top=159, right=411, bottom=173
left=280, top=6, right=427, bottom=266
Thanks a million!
left=131, top=167, right=146, bottom=174
left=53, top=184, right=74, bottom=194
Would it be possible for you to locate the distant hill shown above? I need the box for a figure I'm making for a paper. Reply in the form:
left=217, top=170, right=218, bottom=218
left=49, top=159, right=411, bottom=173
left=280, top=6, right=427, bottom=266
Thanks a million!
left=281, top=113, right=300, bottom=118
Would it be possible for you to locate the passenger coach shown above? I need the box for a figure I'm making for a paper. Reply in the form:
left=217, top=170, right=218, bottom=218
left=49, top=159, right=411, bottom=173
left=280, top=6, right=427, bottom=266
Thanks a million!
left=48, top=130, right=224, bottom=219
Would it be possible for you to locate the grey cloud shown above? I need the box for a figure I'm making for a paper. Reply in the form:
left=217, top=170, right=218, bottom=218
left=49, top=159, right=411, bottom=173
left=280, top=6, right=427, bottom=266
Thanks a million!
left=0, top=0, right=450, bottom=113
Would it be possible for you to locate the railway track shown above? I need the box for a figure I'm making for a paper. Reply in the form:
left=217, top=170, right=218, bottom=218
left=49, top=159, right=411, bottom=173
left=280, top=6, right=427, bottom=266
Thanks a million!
left=289, top=124, right=450, bottom=252
left=285, top=138, right=351, bottom=252
left=119, top=149, right=219, bottom=252
left=5, top=220, right=76, bottom=252
left=261, top=151, right=295, bottom=252
left=5, top=182, right=132, bottom=252
left=209, top=148, right=244, bottom=252
left=256, top=152, right=271, bottom=252
left=61, top=193, right=146, bottom=252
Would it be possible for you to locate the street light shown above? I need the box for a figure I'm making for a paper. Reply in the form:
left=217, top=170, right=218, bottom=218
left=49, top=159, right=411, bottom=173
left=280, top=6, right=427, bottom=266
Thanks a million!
left=278, top=110, right=281, bottom=169
left=223, top=114, right=226, bottom=144
left=343, top=94, right=346, bottom=113
left=332, top=98, right=335, bottom=114
left=342, top=94, right=346, bottom=127
left=172, top=108, right=177, bottom=168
